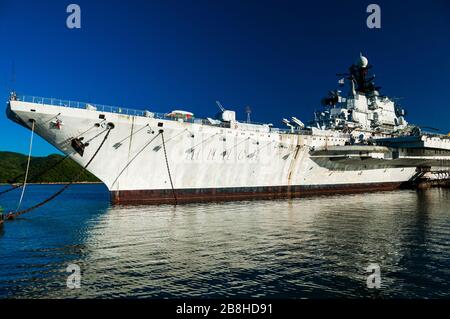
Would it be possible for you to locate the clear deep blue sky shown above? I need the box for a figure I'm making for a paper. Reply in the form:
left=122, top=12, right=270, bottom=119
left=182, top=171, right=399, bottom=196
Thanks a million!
left=0, top=0, right=449, bottom=156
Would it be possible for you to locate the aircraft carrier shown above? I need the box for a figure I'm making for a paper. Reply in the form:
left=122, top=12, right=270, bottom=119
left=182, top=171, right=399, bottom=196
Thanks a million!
left=6, top=55, right=450, bottom=204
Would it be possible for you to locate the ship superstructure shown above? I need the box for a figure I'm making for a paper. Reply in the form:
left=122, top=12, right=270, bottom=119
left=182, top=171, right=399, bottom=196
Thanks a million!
left=6, top=55, right=450, bottom=204
left=314, top=54, right=408, bottom=134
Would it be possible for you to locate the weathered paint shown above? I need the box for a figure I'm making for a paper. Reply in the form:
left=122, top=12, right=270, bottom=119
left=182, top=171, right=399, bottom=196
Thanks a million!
left=8, top=100, right=422, bottom=205
left=111, top=182, right=405, bottom=205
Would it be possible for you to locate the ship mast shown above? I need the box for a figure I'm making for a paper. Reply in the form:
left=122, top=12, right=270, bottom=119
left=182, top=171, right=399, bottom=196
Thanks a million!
left=349, top=53, right=380, bottom=95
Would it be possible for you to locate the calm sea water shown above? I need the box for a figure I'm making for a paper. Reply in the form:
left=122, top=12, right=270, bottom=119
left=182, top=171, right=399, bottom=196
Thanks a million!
left=0, top=184, right=450, bottom=298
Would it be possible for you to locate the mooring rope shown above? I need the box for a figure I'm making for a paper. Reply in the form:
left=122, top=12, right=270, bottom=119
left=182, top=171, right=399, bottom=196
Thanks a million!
left=113, top=124, right=149, bottom=148
left=110, top=132, right=161, bottom=189
left=15, top=120, right=35, bottom=212
left=152, top=128, right=188, bottom=150
left=6, top=127, right=112, bottom=220
left=0, top=155, right=71, bottom=197
left=161, top=131, right=177, bottom=205
left=1, top=122, right=114, bottom=197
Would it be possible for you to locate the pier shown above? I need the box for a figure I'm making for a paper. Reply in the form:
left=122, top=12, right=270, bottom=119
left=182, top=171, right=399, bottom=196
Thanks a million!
left=412, top=169, right=450, bottom=190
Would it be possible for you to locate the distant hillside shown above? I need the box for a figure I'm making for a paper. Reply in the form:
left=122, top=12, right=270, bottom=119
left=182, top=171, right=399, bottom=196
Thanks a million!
left=0, top=151, right=100, bottom=184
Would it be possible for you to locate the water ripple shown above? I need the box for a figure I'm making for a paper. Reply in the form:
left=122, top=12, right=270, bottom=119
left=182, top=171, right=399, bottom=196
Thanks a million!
left=1, top=185, right=450, bottom=298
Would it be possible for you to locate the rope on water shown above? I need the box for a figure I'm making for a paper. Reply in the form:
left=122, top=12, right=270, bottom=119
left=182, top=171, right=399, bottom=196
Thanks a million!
left=161, top=131, right=177, bottom=205
left=7, top=128, right=112, bottom=220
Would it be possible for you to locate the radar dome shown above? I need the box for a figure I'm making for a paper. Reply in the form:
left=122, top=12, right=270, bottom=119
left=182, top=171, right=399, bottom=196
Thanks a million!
left=355, top=54, right=369, bottom=68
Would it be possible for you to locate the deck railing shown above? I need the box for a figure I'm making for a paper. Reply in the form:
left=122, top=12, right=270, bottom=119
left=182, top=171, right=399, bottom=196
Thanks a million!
left=15, top=94, right=225, bottom=126
left=16, top=95, right=156, bottom=118
left=13, top=94, right=321, bottom=136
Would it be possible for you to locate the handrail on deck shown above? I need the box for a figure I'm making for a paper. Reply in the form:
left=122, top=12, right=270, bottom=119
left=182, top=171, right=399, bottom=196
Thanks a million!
left=16, top=95, right=151, bottom=117
left=13, top=95, right=297, bottom=133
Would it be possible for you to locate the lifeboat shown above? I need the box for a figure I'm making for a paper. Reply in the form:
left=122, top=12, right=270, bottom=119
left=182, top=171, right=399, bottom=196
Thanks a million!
left=166, top=110, right=194, bottom=120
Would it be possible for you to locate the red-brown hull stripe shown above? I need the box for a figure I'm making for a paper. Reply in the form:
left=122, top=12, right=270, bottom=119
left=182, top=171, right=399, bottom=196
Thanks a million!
left=111, top=182, right=406, bottom=205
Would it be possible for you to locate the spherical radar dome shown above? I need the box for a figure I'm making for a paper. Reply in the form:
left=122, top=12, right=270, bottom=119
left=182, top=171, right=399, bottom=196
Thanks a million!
left=355, top=54, right=369, bottom=68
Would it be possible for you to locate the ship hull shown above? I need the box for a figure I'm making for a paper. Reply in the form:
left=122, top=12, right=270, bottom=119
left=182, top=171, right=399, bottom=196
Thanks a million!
left=7, top=98, right=420, bottom=205
left=111, top=182, right=406, bottom=204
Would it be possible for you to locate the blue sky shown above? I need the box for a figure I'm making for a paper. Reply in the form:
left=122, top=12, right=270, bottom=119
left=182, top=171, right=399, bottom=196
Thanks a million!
left=0, top=0, right=449, bottom=156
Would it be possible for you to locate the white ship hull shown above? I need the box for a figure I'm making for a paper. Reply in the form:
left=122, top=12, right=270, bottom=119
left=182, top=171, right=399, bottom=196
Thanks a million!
left=7, top=99, right=418, bottom=204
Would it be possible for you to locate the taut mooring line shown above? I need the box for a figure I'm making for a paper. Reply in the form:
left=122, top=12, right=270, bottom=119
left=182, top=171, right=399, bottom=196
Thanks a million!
left=110, top=132, right=161, bottom=189
left=15, top=120, right=35, bottom=212
left=0, top=155, right=71, bottom=197
left=0, top=122, right=110, bottom=197
left=6, top=127, right=113, bottom=220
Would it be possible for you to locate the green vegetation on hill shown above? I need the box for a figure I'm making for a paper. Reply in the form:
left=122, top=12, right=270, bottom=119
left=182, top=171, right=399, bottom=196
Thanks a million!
left=0, top=151, right=100, bottom=184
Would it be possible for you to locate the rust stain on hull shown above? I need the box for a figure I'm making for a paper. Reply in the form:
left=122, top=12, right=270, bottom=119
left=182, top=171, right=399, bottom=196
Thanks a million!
left=111, top=182, right=406, bottom=205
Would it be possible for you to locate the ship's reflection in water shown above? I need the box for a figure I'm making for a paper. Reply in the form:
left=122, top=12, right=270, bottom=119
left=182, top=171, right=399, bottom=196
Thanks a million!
left=1, top=185, right=450, bottom=298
